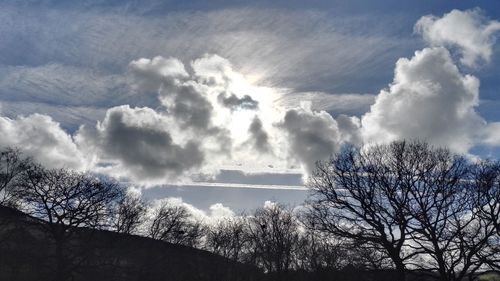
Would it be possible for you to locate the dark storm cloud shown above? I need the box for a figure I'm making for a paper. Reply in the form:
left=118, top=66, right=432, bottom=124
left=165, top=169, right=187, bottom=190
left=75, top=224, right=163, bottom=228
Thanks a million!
left=218, top=93, right=259, bottom=111
left=77, top=105, right=204, bottom=181
left=247, top=116, right=271, bottom=153
left=280, top=108, right=342, bottom=173
left=172, top=84, right=214, bottom=130
left=336, top=114, right=362, bottom=146
left=128, top=56, right=233, bottom=155
left=129, top=57, right=216, bottom=132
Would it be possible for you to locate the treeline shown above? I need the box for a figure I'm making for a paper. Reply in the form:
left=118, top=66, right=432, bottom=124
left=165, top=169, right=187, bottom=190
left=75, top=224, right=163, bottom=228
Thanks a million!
left=1, top=141, right=500, bottom=281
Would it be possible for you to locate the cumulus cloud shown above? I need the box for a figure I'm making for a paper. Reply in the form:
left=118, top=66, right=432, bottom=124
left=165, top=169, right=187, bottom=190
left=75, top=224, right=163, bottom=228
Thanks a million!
left=0, top=114, right=88, bottom=170
left=415, top=9, right=500, bottom=67
left=360, top=9, right=500, bottom=154
left=76, top=105, right=205, bottom=182
left=77, top=55, right=283, bottom=183
left=4, top=3, right=500, bottom=196
left=170, top=83, right=215, bottom=130
left=246, top=116, right=272, bottom=154
left=191, top=54, right=236, bottom=86
left=218, top=93, right=259, bottom=111
left=336, top=114, right=362, bottom=146
left=361, top=47, right=484, bottom=154
left=6, top=9, right=500, bottom=193
left=129, top=56, right=189, bottom=94
left=208, top=203, right=235, bottom=219
left=280, top=107, right=343, bottom=173
left=130, top=55, right=233, bottom=147
left=0, top=1, right=414, bottom=186
left=13, top=6, right=500, bottom=187
left=480, top=122, right=500, bottom=146
left=147, top=197, right=235, bottom=225
left=75, top=53, right=367, bottom=183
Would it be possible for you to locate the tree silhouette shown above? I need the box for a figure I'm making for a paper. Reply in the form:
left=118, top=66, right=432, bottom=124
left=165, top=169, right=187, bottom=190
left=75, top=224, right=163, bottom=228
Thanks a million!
left=2, top=141, right=500, bottom=281
left=113, top=192, right=147, bottom=235
left=15, top=165, right=124, bottom=281
left=471, top=161, right=500, bottom=271
left=148, top=202, right=205, bottom=248
left=0, top=147, right=30, bottom=206
left=307, top=141, right=500, bottom=281
left=205, top=217, right=248, bottom=262
left=403, top=148, right=496, bottom=281
left=294, top=228, right=347, bottom=272
left=307, top=142, right=420, bottom=281
left=246, top=203, right=299, bottom=280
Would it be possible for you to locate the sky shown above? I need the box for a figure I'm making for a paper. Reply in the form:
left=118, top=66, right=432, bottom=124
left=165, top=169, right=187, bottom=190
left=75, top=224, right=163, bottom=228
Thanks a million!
left=1, top=0, right=500, bottom=215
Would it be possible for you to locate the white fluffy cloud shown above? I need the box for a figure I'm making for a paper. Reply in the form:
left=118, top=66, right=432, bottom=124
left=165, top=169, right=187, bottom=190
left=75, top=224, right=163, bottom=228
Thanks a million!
left=415, top=9, right=500, bottom=67
left=0, top=114, right=88, bottom=170
left=361, top=47, right=484, bottom=154
left=76, top=55, right=279, bottom=183
left=246, top=116, right=272, bottom=154
left=73, top=54, right=362, bottom=183
left=3, top=8, right=499, bottom=188
left=208, top=203, right=236, bottom=219
left=147, top=197, right=235, bottom=225
left=361, top=9, right=500, bottom=153
left=76, top=105, right=205, bottom=183
left=280, top=108, right=340, bottom=172
left=128, top=56, right=189, bottom=94
left=480, top=122, right=500, bottom=146
left=280, top=106, right=355, bottom=173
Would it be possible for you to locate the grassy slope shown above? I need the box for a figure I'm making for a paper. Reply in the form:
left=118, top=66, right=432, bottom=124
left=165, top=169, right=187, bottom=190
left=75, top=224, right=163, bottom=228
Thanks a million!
left=0, top=206, right=498, bottom=281
left=0, top=206, right=262, bottom=281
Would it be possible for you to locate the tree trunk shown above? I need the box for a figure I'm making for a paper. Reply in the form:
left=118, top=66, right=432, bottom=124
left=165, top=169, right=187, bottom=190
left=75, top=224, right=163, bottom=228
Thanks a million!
left=394, top=260, right=407, bottom=281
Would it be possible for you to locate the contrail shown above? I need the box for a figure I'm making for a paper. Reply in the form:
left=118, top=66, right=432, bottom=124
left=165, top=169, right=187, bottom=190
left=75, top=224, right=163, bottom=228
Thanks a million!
left=178, top=182, right=308, bottom=191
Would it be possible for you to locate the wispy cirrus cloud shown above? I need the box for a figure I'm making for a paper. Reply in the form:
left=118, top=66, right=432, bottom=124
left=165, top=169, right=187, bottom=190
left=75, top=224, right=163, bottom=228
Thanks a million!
left=0, top=5, right=406, bottom=128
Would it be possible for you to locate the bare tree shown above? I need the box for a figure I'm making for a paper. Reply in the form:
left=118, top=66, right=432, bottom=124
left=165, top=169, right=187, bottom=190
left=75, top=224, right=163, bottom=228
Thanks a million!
left=346, top=240, right=396, bottom=270
left=148, top=202, right=205, bottom=248
left=113, top=192, right=147, bottom=235
left=205, top=217, right=249, bottom=262
left=246, top=203, right=300, bottom=279
left=294, top=228, right=347, bottom=272
left=307, top=141, right=424, bottom=281
left=308, top=140, right=500, bottom=281
left=0, top=147, right=30, bottom=206
left=470, top=161, right=500, bottom=271
left=299, top=211, right=391, bottom=272
left=15, top=165, right=124, bottom=281
left=0, top=148, right=32, bottom=250
left=404, top=149, right=496, bottom=281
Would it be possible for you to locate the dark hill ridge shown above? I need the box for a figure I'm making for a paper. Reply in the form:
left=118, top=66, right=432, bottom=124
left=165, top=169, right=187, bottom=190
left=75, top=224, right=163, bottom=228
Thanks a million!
left=1, top=206, right=499, bottom=281
left=0, top=205, right=262, bottom=281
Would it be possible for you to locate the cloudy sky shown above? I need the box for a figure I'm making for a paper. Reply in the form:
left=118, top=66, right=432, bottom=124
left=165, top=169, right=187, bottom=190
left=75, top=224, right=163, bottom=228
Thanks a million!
left=1, top=0, right=500, bottom=214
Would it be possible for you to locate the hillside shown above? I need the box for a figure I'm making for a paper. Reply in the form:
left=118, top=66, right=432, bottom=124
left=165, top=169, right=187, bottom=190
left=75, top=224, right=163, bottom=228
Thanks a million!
left=0, top=206, right=263, bottom=281
left=1, top=206, right=498, bottom=281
